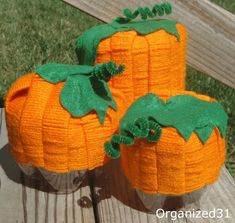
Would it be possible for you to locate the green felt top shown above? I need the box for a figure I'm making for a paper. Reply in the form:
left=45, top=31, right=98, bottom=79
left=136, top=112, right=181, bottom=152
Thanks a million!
left=120, top=93, right=228, bottom=143
left=75, top=2, right=180, bottom=65
left=104, top=93, right=228, bottom=159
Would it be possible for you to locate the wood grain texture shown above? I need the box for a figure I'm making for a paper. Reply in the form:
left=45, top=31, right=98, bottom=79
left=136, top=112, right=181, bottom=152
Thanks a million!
left=0, top=108, right=95, bottom=223
left=63, top=0, right=235, bottom=89
left=91, top=159, right=235, bottom=223
left=200, top=167, right=235, bottom=223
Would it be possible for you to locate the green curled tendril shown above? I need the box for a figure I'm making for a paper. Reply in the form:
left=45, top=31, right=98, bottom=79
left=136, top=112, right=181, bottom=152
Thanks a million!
left=115, top=2, right=172, bottom=23
left=104, top=117, right=162, bottom=159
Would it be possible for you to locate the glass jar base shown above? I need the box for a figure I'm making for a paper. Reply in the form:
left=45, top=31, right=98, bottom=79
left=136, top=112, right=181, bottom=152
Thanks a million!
left=137, top=186, right=209, bottom=212
left=19, top=164, right=86, bottom=194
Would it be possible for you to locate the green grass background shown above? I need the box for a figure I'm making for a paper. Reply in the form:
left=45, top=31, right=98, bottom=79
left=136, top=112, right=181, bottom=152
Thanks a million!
left=0, top=0, right=235, bottom=176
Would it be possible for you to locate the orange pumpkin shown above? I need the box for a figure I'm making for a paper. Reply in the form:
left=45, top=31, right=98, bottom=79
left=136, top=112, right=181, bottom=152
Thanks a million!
left=76, top=3, right=187, bottom=108
left=97, top=23, right=186, bottom=102
left=5, top=73, right=126, bottom=173
left=106, top=89, right=227, bottom=195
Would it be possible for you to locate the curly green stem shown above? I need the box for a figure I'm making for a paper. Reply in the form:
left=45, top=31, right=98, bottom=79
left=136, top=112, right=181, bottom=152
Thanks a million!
left=115, top=2, right=172, bottom=23
left=104, top=117, right=162, bottom=159
left=92, top=61, right=125, bottom=82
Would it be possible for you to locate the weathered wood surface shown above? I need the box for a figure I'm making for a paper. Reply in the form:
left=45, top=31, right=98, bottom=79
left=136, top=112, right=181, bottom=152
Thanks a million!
left=92, top=158, right=235, bottom=223
left=64, top=0, right=235, bottom=89
left=0, top=109, right=95, bottom=223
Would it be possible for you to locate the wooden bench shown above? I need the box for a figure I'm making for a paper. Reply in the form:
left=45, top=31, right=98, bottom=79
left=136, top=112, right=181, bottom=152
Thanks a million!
left=1, top=0, right=235, bottom=222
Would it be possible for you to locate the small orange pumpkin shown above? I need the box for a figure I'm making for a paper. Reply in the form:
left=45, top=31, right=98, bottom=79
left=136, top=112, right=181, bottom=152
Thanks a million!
left=105, top=89, right=227, bottom=195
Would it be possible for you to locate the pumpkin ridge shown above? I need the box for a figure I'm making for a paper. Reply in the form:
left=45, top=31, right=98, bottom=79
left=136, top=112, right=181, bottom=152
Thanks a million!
left=6, top=74, right=34, bottom=164
left=41, top=82, right=57, bottom=169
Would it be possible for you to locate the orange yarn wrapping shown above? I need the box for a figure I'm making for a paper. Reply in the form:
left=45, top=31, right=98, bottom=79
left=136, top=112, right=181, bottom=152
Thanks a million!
left=5, top=73, right=125, bottom=173
left=96, top=23, right=187, bottom=106
left=120, top=89, right=226, bottom=195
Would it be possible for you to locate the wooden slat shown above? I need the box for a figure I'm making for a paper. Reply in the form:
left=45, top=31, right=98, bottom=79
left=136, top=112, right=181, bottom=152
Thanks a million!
left=63, top=0, right=235, bottom=89
left=0, top=108, right=95, bottom=223
left=0, top=109, right=8, bottom=148
left=200, top=167, right=235, bottom=222
left=91, top=158, right=235, bottom=223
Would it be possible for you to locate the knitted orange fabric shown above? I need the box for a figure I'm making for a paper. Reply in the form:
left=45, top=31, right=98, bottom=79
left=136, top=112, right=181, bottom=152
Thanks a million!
left=96, top=23, right=187, bottom=107
left=5, top=73, right=126, bottom=173
left=120, top=89, right=226, bottom=195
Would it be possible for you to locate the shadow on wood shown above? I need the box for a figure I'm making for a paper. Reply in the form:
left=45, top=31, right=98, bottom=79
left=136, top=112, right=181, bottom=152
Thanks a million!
left=91, top=159, right=194, bottom=213
left=0, top=143, right=90, bottom=196
left=91, top=160, right=235, bottom=223
left=0, top=146, right=95, bottom=223
left=0, top=143, right=55, bottom=192
left=91, top=159, right=148, bottom=212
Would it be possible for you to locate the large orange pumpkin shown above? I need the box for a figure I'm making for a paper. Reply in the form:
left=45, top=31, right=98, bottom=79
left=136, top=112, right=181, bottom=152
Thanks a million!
left=97, top=24, right=186, bottom=100
left=76, top=3, right=187, bottom=108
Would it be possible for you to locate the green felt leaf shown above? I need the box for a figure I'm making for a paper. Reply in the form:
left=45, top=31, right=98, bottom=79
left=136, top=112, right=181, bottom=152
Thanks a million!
left=76, top=24, right=116, bottom=65
left=120, top=93, right=228, bottom=144
left=194, top=124, right=215, bottom=144
left=60, top=75, right=116, bottom=124
left=36, top=61, right=123, bottom=124
left=112, top=19, right=179, bottom=38
left=36, top=63, right=93, bottom=83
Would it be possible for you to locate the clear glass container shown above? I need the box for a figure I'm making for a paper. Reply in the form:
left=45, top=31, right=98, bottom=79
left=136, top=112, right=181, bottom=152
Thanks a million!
left=136, top=186, right=210, bottom=212
left=19, top=164, right=86, bottom=194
